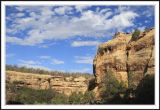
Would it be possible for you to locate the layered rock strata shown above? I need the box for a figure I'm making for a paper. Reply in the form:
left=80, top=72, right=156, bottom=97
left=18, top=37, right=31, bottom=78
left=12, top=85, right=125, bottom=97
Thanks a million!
left=6, top=71, right=88, bottom=96
left=93, top=28, right=155, bottom=98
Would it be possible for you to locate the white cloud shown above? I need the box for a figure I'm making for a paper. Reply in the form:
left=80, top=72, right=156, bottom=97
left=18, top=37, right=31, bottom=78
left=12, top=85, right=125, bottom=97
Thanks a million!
left=18, top=63, right=51, bottom=71
left=6, top=6, right=139, bottom=46
left=106, top=11, right=138, bottom=30
left=104, top=11, right=113, bottom=18
left=41, top=7, right=55, bottom=16
left=75, top=56, right=93, bottom=64
left=96, top=7, right=100, bottom=13
left=116, top=6, right=131, bottom=13
left=138, top=26, right=145, bottom=31
left=18, top=59, right=52, bottom=70
left=39, top=56, right=51, bottom=59
left=71, top=41, right=101, bottom=47
left=19, top=59, right=40, bottom=65
left=75, top=5, right=90, bottom=12
left=142, top=6, right=154, bottom=17
left=18, top=57, right=64, bottom=70
left=6, top=37, right=25, bottom=45
left=38, top=42, right=56, bottom=48
left=99, top=8, right=111, bottom=14
left=39, top=56, right=64, bottom=65
left=51, top=59, right=64, bottom=65
left=69, top=68, right=91, bottom=73
left=16, top=13, right=25, bottom=17
left=54, top=6, right=73, bottom=15
left=144, top=20, right=149, bottom=23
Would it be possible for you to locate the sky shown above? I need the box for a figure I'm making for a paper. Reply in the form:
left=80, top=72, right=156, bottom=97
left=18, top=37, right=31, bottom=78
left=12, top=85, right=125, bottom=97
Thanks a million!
left=5, top=5, right=155, bottom=74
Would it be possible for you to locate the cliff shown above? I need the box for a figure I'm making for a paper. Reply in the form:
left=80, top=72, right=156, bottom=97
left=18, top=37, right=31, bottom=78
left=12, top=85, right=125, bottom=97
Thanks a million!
left=6, top=28, right=155, bottom=102
left=6, top=70, right=89, bottom=96
left=93, top=28, right=155, bottom=99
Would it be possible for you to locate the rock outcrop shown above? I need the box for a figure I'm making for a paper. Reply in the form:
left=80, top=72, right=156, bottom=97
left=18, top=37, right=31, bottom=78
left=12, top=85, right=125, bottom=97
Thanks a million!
left=93, top=28, right=155, bottom=99
left=6, top=71, right=88, bottom=96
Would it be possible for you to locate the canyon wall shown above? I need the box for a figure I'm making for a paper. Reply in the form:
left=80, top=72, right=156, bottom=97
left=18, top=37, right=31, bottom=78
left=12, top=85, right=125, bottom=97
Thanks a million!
left=6, top=28, right=155, bottom=100
left=6, top=71, right=89, bottom=96
left=93, top=28, right=155, bottom=99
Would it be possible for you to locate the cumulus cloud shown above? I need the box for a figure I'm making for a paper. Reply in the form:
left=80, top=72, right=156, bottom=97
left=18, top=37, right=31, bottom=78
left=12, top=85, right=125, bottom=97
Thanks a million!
left=100, top=8, right=109, bottom=13
left=6, top=37, right=25, bottom=45
left=106, top=11, right=138, bottom=29
left=6, top=6, right=139, bottom=46
left=75, top=5, right=91, bottom=12
left=54, top=6, right=74, bottom=15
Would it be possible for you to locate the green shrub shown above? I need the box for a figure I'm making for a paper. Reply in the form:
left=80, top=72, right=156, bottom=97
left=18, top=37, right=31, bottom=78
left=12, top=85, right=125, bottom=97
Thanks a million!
left=6, top=82, right=59, bottom=104
left=132, top=29, right=140, bottom=41
left=80, top=91, right=95, bottom=104
left=105, top=74, right=155, bottom=104
left=100, top=70, right=126, bottom=103
left=51, top=93, right=69, bottom=104
left=15, top=87, right=56, bottom=104
left=68, top=92, right=83, bottom=104
left=6, top=81, right=96, bottom=104
left=68, top=91, right=95, bottom=104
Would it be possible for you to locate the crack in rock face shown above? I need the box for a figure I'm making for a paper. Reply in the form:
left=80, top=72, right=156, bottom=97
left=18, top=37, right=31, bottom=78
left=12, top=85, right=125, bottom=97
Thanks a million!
left=93, top=28, right=155, bottom=99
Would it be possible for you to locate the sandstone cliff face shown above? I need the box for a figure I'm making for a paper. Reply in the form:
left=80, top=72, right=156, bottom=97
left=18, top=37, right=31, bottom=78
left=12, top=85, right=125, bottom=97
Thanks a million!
left=127, top=29, right=155, bottom=88
left=93, top=28, right=155, bottom=98
left=6, top=71, right=88, bottom=96
left=93, top=32, right=131, bottom=85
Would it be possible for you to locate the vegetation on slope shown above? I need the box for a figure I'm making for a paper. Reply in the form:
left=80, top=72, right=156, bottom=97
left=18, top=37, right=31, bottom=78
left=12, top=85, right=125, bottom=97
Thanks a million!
left=6, top=80, right=96, bottom=104
left=6, top=66, right=154, bottom=104
left=98, top=70, right=154, bottom=104
left=99, top=70, right=126, bottom=104
left=131, top=29, right=141, bottom=41
left=6, top=64, right=92, bottom=78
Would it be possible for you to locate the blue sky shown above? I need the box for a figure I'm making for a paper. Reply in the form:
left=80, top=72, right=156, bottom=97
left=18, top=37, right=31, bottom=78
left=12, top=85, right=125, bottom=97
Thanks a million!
left=5, top=5, right=154, bottom=73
